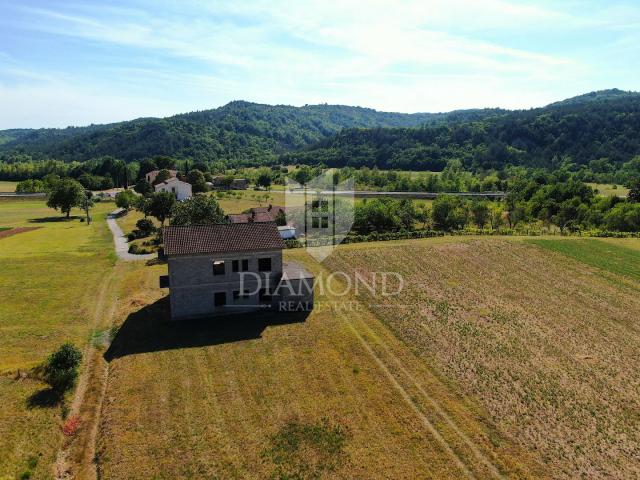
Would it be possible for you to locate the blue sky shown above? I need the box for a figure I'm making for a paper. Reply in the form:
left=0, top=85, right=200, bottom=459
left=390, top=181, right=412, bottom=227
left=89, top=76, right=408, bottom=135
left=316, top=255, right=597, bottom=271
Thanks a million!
left=1, top=0, right=639, bottom=128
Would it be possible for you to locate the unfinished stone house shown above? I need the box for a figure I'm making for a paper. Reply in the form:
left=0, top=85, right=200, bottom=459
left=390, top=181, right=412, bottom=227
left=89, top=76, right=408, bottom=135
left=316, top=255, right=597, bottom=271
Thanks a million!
left=161, top=222, right=313, bottom=320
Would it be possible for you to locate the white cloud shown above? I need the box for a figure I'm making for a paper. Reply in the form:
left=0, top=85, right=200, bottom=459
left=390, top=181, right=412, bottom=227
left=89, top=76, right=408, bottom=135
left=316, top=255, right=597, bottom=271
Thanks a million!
left=1, top=0, right=638, bottom=127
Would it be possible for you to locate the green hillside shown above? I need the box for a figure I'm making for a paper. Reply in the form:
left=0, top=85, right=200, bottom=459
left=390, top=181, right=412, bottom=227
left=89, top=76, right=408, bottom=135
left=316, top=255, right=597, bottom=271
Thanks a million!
left=284, top=90, right=640, bottom=171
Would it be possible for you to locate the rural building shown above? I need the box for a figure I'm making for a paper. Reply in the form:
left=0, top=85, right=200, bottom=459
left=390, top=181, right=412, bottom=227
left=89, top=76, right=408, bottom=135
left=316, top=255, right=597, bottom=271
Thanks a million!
left=161, top=222, right=314, bottom=320
left=211, top=176, right=248, bottom=190
left=278, top=226, right=296, bottom=239
left=154, top=177, right=192, bottom=200
left=146, top=169, right=178, bottom=184
left=228, top=205, right=286, bottom=224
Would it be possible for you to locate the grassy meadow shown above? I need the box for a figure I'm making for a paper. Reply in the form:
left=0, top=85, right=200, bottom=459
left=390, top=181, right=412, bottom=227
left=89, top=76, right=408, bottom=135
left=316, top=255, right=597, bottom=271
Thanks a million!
left=323, top=237, right=640, bottom=479
left=0, top=181, right=18, bottom=193
left=94, top=246, right=546, bottom=479
left=0, top=198, right=116, bottom=479
left=586, top=183, right=630, bottom=197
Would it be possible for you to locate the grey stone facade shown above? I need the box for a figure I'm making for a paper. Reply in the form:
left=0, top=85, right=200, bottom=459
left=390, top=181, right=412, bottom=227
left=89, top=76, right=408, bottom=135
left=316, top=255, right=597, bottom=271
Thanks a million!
left=166, top=249, right=313, bottom=320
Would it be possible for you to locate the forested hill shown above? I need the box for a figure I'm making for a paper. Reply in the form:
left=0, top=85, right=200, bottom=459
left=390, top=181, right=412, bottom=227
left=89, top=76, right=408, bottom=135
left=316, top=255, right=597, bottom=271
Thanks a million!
left=283, top=89, right=640, bottom=171
left=0, top=101, right=502, bottom=165
left=2, top=90, right=639, bottom=172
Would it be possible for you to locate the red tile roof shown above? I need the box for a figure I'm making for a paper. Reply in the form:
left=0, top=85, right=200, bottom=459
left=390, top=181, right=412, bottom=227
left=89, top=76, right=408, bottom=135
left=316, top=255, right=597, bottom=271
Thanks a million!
left=163, top=222, right=285, bottom=256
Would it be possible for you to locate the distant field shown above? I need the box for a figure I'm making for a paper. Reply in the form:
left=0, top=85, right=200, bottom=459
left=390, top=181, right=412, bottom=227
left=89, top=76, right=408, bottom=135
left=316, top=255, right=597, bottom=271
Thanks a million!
left=0, top=199, right=116, bottom=479
left=94, top=245, right=545, bottom=479
left=0, top=181, right=18, bottom=192
left=323, top=237, right=640, bottom=478
left=211, top=189, right=286, bottom=213
left=529, top=238, right=640, bottom=282
left=586, top=183, right=629, bottom=197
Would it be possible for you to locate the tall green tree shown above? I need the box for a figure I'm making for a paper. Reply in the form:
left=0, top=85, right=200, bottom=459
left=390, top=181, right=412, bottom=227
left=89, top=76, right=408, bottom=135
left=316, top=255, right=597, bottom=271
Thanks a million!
left=170, top=195, right=226, bottom=226
left=46, top=178, right=85, bottom=218
left=148, top=191, right=176, bottom=226
left=186, top=169, right=207, bottom=193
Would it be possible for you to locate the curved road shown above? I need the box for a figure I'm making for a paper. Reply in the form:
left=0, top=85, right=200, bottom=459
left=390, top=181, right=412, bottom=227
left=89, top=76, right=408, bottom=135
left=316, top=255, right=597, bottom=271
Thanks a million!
left=107, top=209, right=155, bottom=261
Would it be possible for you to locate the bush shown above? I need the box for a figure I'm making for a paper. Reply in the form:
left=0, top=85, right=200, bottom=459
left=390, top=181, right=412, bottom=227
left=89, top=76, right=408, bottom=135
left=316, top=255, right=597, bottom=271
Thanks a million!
left=42, top=343, right=82, bottom=395
left=136, top=218, right=156, bottom=235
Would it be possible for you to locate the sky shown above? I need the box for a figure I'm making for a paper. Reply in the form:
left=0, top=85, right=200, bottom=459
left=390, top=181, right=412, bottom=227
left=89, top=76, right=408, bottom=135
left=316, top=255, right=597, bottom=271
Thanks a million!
left=1, top=0, right=639, bottom=129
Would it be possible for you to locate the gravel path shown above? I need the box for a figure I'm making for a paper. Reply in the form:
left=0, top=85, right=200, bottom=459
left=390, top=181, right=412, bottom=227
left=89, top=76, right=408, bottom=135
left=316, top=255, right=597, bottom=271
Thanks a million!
left=107, top=209, right=155, bottom=261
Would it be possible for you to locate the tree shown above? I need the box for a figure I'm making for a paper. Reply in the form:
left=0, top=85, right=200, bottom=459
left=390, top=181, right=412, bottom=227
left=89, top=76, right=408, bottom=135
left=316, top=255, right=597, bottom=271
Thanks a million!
left=604, top=202, right=640, bottom=231
left=431, top=195, right=468, bottom=230
left=186, top=169, right=207, bottom=193
left=153, top=156, right=176, bottom=170
left=170, top=195, right=226, bottom=226
left=80, top=191, right=94, bottom=225
left=489, top=204, right=504, bottom=229
left=138, top=158, right=158, bottom=179
left=471, top=201, right=490, bottom=229
left=353, top=198, right=403, bottom=234
left=274, top=209, right=287, bottom=226
left=153, top=169, right=172, bottom=185
left=47, top=178, right=85, bottom=218
left=148, top=191, right=176, bottom=226
left=134, top=195, right=152, bottom=218
left=134, top=178, right=153, bottom=195
left=627, top=177, right=640, bottom=203
left=115, top=189, right=137, bottom=211
left=42, top=343, right=82, bottom=395
left=256, top=168, right=273, bottom=190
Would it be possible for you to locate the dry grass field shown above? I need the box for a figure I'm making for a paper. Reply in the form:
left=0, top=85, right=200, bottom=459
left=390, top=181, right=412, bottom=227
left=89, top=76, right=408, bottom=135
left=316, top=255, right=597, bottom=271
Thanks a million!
left=0, top=199, right=116, bottom=479
left=93, top=248, right=547, bottom=480
left=0, top=180, right=18, bottom=192
left=323, top=237, right=640, bottom=479
left=586, top=183, right=630, bottom=197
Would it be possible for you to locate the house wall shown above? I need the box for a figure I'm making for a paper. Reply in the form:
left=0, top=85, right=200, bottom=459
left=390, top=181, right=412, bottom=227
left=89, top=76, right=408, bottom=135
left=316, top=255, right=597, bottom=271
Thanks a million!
left=155, top=181, right=192, bottom=200
left=168, top=249, right=284, bottom=320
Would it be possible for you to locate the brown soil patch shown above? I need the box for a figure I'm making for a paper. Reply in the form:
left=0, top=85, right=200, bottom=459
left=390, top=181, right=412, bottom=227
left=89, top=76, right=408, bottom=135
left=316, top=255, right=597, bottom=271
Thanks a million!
left=0, top=226, right=41, bottom=239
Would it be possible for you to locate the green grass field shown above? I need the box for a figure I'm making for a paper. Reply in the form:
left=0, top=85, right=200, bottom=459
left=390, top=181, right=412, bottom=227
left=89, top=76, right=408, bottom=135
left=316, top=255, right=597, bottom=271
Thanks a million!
left=0, top=199, right=116, bottom=479
left=529, top=239, right=640, bottom=282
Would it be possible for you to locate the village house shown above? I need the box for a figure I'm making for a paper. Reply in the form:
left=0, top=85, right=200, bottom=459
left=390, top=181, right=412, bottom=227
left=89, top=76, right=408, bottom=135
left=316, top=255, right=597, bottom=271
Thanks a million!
left=146, top=169, right=178, bottom=184
left=161, top=222, right=314, bottom=320
left=154, top=177, right=192, bottom=200
left=228, top=204, right=286, bottom=224
left=211, top=176, right=248, bottom=190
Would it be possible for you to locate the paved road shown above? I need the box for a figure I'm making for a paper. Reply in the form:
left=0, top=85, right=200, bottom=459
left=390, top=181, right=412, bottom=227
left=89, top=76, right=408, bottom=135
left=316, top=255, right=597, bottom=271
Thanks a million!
left=107, top=209, right=155, bottom=261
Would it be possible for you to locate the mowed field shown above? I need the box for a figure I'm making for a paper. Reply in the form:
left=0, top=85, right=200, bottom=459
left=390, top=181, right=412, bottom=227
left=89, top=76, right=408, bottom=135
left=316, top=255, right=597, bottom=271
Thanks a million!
left=0, top=181, right=18, bottom=192
left=323, top=237, right=640, bottom=479
left=94, top=248, right=547, bottom=479
left=0, top=199, right=117, bottom=479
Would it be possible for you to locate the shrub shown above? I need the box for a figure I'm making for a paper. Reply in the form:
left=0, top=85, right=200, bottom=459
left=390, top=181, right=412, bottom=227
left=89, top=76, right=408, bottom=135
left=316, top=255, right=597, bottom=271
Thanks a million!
left=43, top=343, right=82, bottom=395
left=136, top=218, right=156, bottom=236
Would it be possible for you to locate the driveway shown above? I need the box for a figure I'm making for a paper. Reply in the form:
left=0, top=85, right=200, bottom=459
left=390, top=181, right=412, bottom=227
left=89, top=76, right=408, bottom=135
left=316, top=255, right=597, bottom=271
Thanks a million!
left=107, top=209, right=155, bottom=261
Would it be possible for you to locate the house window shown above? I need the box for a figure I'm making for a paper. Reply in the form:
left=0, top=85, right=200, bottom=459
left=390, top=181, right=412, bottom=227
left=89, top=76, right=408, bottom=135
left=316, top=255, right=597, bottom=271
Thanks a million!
left=232, top=259, right=250, bottom=272
left=312, top=217, right=319, bottom=228
left=321, top=217, right=329, bottom=228
left=214, top=291, right=226, bottom=307
left=172, top=187, right=176, bottom=193
left=213, top=260, right=225, bottom=275
left=258, top=257, right=272, bottom=272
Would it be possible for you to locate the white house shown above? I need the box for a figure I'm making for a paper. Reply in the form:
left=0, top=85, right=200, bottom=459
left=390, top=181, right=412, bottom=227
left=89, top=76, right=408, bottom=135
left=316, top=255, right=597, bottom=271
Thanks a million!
left=154, top=177, right=192, bottom=200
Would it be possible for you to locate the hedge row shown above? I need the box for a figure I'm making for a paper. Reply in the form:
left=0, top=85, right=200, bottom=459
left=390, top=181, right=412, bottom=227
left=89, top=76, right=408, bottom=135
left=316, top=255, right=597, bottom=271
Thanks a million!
left=284, top=228, right=640, bottom=249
